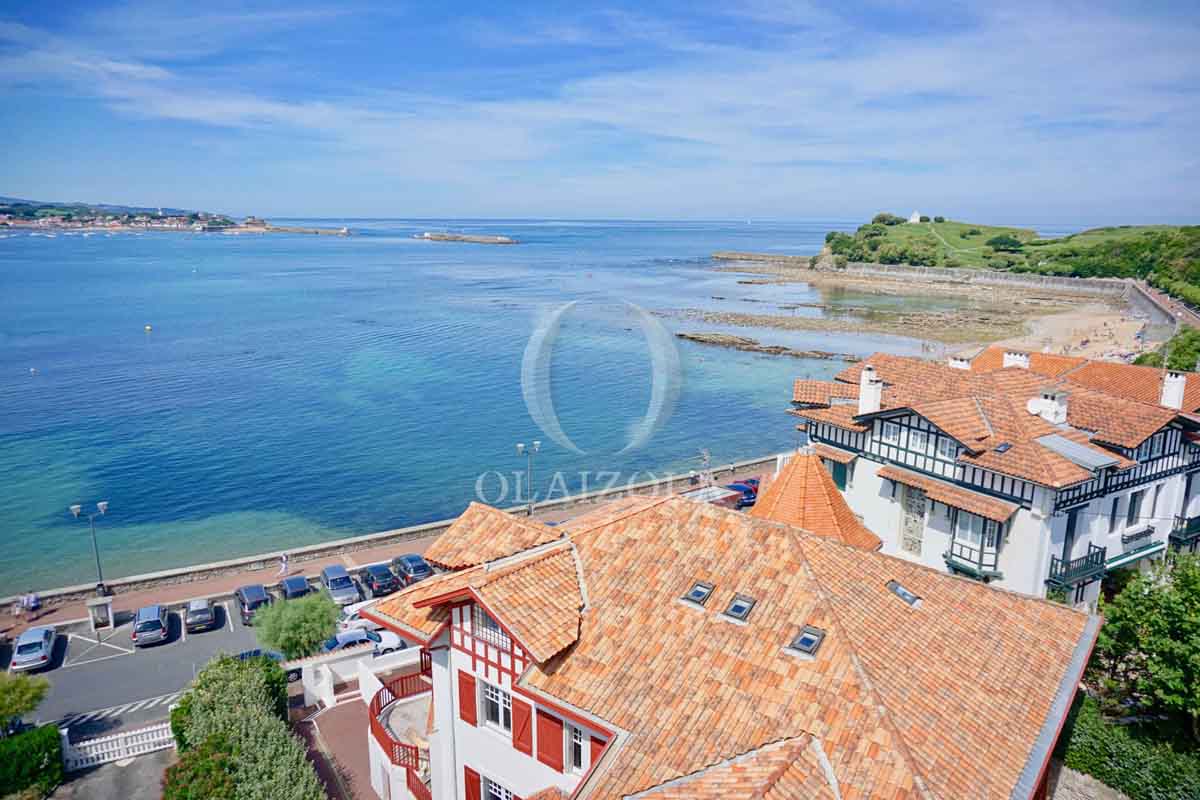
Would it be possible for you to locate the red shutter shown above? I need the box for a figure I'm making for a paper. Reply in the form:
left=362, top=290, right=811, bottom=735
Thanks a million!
left=511, top=697, right=533, bottom=755
left=590, top=735, right=606, bottom=766
left=536, top=709, right=564, bottom=772
left=458, top=671, right=477, bottom=726
left=464, top=766, right=481, bottom=800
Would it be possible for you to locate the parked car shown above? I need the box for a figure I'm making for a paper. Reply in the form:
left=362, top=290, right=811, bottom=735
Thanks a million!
left=739, top=477, right=761, bottom=494
left=280, top=575, right=311, bottom=600
left=359, top=564, right=400, bottom=597
left=337, top=598, right=384, bottom=632
left=9, top=626, right=55, bottom=672
left=131, top=604, right=170, bottom=647
left=391, top=554, right=433, bottom=587
left=320, top=628, right=405, bottom=655
left=724, top=484, right=757, bottom=509
left=236, top=648, right=301, bottom=683
left=235, top=584, right=272, bottom=625
left=184, top=598, right=217, bottom=634
left=321, top=565, right=361, bottom=606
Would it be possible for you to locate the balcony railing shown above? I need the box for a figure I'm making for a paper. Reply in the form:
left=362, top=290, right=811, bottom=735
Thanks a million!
left=1120, top=525, right=1153, bottom=551
left=943, top=539, right=1002, bottom=580
left=1172, top=515, right=1200, bottom=550
left=1046, top=544, right=1107, bottom=588
left=369, top=653, right=433, bottom=799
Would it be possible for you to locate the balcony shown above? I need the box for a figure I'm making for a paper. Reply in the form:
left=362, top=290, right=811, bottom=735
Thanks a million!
left=1120, top=525, right=1154, bottom=550
left=943, top=539, right=1002, bottom=581
left=1172, top=515, right=1200, bottom=551
left=1046, top=543, right=1106, bottom=589
left=368, top=652, right=433, bottom=800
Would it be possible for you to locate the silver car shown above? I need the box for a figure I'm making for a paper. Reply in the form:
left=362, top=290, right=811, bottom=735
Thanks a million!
left=321, top=565, right=361, bottom=606
left=131, top=604, right=169, bottom=647
left=10, top=626, right=55, bottom=672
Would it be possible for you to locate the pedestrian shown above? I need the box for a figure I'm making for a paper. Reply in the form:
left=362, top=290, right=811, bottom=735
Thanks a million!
left=277, top=553, right=289, bottom=577
left=26, top=591, right=40, bottom=620
left=10, top=596, right=22, bottom=622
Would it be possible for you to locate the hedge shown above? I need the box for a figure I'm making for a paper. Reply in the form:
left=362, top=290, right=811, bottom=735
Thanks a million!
left=1062, top=694, right=1200, bottom=800
left=0, top=724, right=63, bottom=797
left=171, top=655, right=287, bottom=751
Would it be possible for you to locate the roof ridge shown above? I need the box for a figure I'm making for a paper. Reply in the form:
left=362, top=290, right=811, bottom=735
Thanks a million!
left=565, top=494, right=676, bottom=537
left=623, top=736, right=816, bottom=799
left=479, top=539, right=572, bottom=581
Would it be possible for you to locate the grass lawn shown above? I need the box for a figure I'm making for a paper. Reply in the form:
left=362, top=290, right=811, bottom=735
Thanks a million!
left=869, top=219, right=1037, bottom=267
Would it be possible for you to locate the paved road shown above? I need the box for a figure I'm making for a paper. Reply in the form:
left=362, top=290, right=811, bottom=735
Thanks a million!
left=19, top=597, right=258, bottom=737
left=50, top=746, right=176, bottom=799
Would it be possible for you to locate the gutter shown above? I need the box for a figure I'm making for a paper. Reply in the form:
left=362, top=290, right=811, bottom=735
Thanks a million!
left=1010, top=613, right=1102, bottom=800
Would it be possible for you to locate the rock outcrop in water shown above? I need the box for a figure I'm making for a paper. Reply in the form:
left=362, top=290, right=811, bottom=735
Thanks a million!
left=676, top=332, right=858, bottom=361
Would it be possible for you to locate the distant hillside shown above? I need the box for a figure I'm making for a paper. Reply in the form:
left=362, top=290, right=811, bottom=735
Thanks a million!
left=1, top=195, right=207, bottom=217
left=824, top=213, right=1200, bottom=307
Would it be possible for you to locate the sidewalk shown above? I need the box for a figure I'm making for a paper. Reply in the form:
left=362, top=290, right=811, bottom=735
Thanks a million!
left=1, top=533, right=441, bottom=641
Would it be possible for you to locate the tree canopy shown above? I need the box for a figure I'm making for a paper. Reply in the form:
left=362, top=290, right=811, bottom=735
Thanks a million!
left=0, top=672, right=49, bottom=725
left=254, top=592, right=338, bottom=659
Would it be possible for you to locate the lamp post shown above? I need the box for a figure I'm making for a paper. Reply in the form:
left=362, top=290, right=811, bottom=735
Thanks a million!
left=70, top=501, right=109, bottom=596
left=516, top=441, right=540, bottom=517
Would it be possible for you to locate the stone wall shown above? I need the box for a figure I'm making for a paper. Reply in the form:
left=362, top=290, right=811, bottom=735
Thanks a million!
left=1046, top=760, right=1130, bottom=800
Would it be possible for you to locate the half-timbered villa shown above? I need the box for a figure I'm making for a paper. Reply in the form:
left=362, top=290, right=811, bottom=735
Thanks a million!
left=362, top=493, right=1097, bottom=800
left=791, top=345, right=1200, bottom=607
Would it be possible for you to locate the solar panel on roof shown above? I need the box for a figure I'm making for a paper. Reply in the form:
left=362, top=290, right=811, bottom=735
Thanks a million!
left=1036, top=434, right=1119, bottom=470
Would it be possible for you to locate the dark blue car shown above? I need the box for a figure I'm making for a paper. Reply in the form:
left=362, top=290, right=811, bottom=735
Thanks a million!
left=725, top=483, right=757, bottom=509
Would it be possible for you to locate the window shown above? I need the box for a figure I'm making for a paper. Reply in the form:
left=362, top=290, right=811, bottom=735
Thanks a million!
left=937, top=436, right=957, bottom=461
left=909, top=430, right=928, bottom=452
left=1152, top=484, right=1163, bottom=518
left=881, top=422, right=900, bottom=444
left=473, top=606, right=510, bottom=649
left=484, top=777, right=514, bottom=800
left=683, top=581, right=714, bottom=606
left=955, top=513, right=999, bottom=550
left=1126, top=490, right=1144, bottom=527
left=724, top=594, right=756, bottom=621
left=482, top=681, right=512, bottom=732
left=787, top=625, right=826, bottom=656
left=886, top=579, right=921, bottom=607
left=568, top=725, right=586, bottom=773
left=1108, top=496, right=1120, bottom=534
left=1150, top=433, right=1163, bottom=458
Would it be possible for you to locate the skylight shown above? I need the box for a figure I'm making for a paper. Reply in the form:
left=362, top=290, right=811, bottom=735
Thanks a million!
left=787, top=625, right=826, bottom=656
left=684, top=581, right=714, bottom=606
left=886, top=579, right=921, bottom=608
left=724, top=593, right=756, bottom=621
left=994, top=442, right=1012, bottom=453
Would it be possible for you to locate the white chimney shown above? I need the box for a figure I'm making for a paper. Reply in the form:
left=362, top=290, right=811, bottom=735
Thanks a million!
left=1034, top=389, right=1068, bottom=425
left=948, top=355, right=971, bottom=370
left=1003, top=350, right=1030, bottom=370
left=858, top=365, right=882, bottom=415
left=1161, top=371, right=1186, bottom=410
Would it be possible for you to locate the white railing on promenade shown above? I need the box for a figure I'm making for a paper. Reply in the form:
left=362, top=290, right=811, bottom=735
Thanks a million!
left=60, top=721, right=175, bottom=772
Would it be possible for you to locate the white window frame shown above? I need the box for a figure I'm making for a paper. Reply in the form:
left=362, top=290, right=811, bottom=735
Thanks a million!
left=484, top=776, right=514, bottom=800
left=473, top=605, right=511, bottom=650
left=567, top=724, right=588, bottom=774
left=909, top=429, right=929, bottom=453
left=481, top=680, right=512, bottom=733
left=1126, top=490, right=1144, bottom=528
left=881, top=421, right=900, bottom=445
left=936, top=436, right=957, bottom=461
left=954, top=512, right=998, bottom=550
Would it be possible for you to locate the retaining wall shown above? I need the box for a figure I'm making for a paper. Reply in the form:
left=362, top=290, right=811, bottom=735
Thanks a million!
left=9, top=453, right=782, bottom=609
left=839, top=263, right=1130, bottom=296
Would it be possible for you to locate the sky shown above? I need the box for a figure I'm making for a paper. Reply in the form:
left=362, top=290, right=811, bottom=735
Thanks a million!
left=1, top=0, right=1198, bottom=223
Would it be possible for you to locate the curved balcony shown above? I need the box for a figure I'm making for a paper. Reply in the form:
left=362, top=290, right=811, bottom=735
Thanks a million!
left=369, top=654, right=433, bottom=800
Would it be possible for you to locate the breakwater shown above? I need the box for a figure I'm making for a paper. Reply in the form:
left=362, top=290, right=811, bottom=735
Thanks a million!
left=415, top=232, right=517, bottom=244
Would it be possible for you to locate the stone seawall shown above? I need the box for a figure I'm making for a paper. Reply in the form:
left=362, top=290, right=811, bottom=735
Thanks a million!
left=5, top=453, right=782, bottom=608
left=838, top=263, right=1129, bottom=296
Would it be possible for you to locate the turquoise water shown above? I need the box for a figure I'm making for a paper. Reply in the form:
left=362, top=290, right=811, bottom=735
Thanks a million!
left=0, top=219, right=979, bottom=591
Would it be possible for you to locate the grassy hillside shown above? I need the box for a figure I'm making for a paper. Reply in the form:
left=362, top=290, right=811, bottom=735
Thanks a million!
left=825, top=215, right=1037, bottom=268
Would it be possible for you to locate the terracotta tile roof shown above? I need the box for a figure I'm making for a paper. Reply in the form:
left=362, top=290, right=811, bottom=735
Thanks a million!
left=1063, top=385, right=1178, bottom=449
left=906, top=397, right=994, bottom=448
left=750, top=454, right=881, bottom=550
left=366, top=566, right=479, bottom=641
left=633, top=736, right=835, bottom=799
left=423, top=502, right=561, bottom=569
left=809, top=443, right=856, bottom=464
left=472, top=545, right=583, bottom=662
left=970, top=345, right=1086, bottom=378
left=557, top=495, right=671, bottom=534
left=792, top=378, right=858, bottom=406
left=1063, top=360, right=1200, bottom=412
left=379, top=496, right=1096, bottom=799
left=791, top=404, right=869, bottom=433
left=525, top=789, right=567, bottom=800
left=877, top=465, right=1019, bottom=523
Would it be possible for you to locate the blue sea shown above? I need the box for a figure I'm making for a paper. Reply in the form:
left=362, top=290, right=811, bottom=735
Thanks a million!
left=0, top=219, right=1079, bottom=591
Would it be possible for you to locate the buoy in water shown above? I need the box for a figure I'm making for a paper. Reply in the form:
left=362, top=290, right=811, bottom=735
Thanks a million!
left=144, top=324, right=153, bottom=333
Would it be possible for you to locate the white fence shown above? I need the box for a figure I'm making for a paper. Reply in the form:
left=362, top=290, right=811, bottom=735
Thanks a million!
left=60, top=721, right=175, bottom=772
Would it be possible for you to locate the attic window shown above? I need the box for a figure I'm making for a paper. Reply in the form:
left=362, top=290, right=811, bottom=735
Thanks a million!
left=724, top=594, right=756, bottom=621
left=994, top=442, right=1012, bottom=453
left=787, top=625, right=826, bottom=656
left=683, top=581, right=714, bottom=606
left=886, top=579, right=921, bottom=608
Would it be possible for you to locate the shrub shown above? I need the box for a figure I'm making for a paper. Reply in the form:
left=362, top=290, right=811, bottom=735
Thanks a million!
left=986, top=234, right=1023, bottom=252
left=162, top=736, right=236, bottom=800
left=871, top=212, right=906, bottom=226
left=172, top=655, right=287, bottom=751
left=0, top=724, right=63, bottom=797
left=0, top=673, right=49, bottom=725
left=919, top=215, right=930, bottom=222
left=966, top=227, right=982, bottom=236
left=933, top=215, right=945, bottom=223
left=1062, top=694, right=1200, bottom=800
left=255, top=592, right=337, bottom=659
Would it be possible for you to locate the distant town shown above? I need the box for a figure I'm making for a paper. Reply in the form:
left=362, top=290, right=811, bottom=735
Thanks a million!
left=0, top=197, right=347, bottom=235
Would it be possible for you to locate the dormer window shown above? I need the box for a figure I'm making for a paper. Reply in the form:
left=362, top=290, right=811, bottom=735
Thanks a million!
left=724, top=594, right=756, bottom=621
left=683, top=581, right=714, bottom=606
left=787, top=625, right=826, bottom=656
left=886, top=579, right=921, bottom=608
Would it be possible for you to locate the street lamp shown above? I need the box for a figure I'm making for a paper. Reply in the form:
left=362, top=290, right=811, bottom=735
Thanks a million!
left=516, top=441, right=540, bottom=517
left=70, top=501, right=109, bottom=596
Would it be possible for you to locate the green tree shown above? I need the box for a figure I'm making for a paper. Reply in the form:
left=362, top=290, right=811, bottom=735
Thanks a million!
left=162, top=736, right=237, bottom=800
left=933, top=216, right=946, bottom=223
left=254, top=592, right=338, bottom=659
left=1134, top=327, right=1200, bottom=371
left=1092, top=555, right=1200, bottom=741
left=986, top=234, right=1023, bottom=252
left=0, top=672, right=49, bottom=728
left=172, top=655, right=287, bottom=750
left=870, top=212, right=906, bottom=226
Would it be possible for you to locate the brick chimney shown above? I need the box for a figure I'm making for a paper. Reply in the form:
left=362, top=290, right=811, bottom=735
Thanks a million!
left=1161, top=371, right=1186, bottom=410
left=858, top=365, right=882, bottom=415
left=1003, top=350, right=1030, bottom=370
